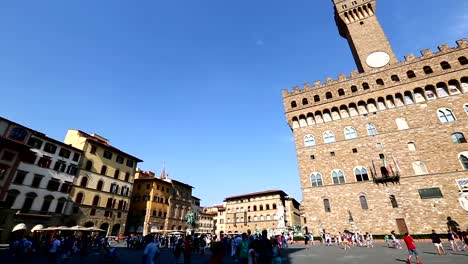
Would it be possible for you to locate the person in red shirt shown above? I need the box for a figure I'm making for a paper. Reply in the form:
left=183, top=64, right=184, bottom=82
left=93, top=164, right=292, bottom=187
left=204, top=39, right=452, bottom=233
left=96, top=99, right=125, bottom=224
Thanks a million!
left=403, top=233, right=422, bottom=264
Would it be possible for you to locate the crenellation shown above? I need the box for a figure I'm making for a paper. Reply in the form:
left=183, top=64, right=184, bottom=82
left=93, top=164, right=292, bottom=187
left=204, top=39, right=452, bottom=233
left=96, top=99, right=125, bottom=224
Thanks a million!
left=438, top=44, right=450, bottom=52
left=420, top=49, right=433, bottom=56
left=404, top=54, right=415, bottom=61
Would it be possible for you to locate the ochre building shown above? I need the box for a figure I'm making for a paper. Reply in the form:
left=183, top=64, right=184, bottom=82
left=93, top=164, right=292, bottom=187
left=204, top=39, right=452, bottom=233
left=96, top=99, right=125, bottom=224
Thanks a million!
left=282, top=0, right=468, bottom=235
left=64, top=130, right=142, bottom=236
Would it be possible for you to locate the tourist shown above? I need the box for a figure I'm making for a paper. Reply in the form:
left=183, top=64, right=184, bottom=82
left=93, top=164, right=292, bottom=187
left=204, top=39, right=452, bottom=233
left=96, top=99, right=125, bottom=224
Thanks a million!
left=430, top=230, right=445, bottom=255
left=403, top=233, right=422, bottom=264
left=391, top=231, right=402, bottom=249
left=142, top=235, right=160, bottom=264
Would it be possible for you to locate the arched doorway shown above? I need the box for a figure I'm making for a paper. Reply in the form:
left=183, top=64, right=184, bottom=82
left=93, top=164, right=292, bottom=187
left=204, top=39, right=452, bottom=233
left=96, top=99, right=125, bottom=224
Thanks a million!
left=111, top=224, right=120, bottom=236
left=100, top=223, right=109, bottom=235
left=84, top=221, right=94, bottom=227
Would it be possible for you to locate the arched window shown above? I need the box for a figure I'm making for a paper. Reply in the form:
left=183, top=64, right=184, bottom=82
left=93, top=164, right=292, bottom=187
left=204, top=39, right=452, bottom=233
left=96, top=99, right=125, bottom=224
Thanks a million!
left=323, top=199, right=331, bottom=213
left=304, top=135, right=316, bottom=147
left=80, top=177, right=88, bottom=188
left=76, top=192, right=84, bottom=204
left=440, top=61, right=451, bottom=70
left=55, top=198, right=66, bottom=213
left=96, top=180, right=103, bottom=191
left=354, top=167, right=369, bottom=182
left=391, top=75, right=400, bottom=82
left=344, top=126, right=358, bottom=140
left=331, top=170, right=345, bottom=184
left=40, top=195, right=54, bottom=212
left=101, top=165, right=107, bottom=175
left=92, top=195, right=100, bottom=206
left=376, top=79, right=384, bottom=86
left=326, top=92, right=333, bottom=99
left=459, top=56, right=468, bottom=65
left=459, top=153, right=468, bottom=169
left=302, top=98, right=308, bottom=105
left=351, top=85, right=358, bottom=93
left=395, top=118, right=409, bottom=130
left=407, top=70, right=416, bottom=78
left=323, top=131, right=335, bottom=144
left=412, top=161, right=428, bottom=175
left=310, top=172, right=323, bottom=187
left=367, top=123, right=377, bottom=136
left=359, top=195, right=369, bottom=210
left=451, top=133, right=467, bottom=144
left=338, top=89, right=345, bottom=96
left=423, top=66, right=433, bottom=74
left=314, top=95, right=320, bottom=102
left=291, top=101, right=297, bottom=108
left=408, top=142, right=416, bottom=151
left=22, top=192, right=37, bottom=212
left=362, top=82, right=370, bottom=90
left=437, top=108, right=456, bottom=123
left=5, top=189, right=20, bottom=208
left=389, top=195, right=398, bottom=208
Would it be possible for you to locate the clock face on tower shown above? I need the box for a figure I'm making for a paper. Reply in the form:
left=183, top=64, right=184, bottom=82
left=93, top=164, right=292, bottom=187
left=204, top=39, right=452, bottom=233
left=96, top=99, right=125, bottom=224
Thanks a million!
left=366, top=51, right=390, bottom=68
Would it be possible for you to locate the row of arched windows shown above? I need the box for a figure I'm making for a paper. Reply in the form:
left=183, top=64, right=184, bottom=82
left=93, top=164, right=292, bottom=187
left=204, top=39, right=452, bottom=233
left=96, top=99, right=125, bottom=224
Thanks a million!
left=4, top=190, right=67, bottom=214
left=291, top=77, right=468, bottom=128
left=290, top=58, right=468, bottom=108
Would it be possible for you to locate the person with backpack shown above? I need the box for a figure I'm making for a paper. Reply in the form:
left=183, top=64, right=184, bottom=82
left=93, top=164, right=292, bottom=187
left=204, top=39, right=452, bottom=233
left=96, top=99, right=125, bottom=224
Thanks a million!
left=237, top=233, right=250, bottom=264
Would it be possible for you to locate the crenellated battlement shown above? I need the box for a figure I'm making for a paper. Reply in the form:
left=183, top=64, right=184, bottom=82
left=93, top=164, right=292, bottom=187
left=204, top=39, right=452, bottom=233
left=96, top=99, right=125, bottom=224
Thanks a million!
left=282, top=39, right=468, bottom=98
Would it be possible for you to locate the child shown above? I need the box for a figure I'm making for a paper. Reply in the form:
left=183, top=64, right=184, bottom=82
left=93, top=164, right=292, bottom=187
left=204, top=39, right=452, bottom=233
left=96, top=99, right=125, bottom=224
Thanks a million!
left=403, top=233, right=422, bottom=264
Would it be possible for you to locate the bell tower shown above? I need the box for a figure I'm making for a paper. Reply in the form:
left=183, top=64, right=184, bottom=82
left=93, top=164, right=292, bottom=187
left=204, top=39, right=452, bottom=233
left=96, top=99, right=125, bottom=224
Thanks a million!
left=333, top=0, right=397, bottom=73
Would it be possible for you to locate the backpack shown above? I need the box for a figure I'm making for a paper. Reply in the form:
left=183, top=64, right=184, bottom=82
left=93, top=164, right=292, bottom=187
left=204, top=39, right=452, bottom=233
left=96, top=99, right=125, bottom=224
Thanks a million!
left=238, top=241, right=249, bottom=259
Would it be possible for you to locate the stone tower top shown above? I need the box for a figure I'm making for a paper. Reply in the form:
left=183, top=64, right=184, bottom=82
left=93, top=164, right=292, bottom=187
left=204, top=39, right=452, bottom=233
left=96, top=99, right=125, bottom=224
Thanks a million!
left=332, top=0, right=397, bottom=73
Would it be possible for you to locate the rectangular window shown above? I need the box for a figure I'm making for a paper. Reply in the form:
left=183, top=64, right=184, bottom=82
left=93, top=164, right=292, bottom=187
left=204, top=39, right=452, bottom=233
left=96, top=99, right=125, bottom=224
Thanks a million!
left=44, top=143, right=57, bottom=154
left=27, top=137, right=43, bottom=149
left=103, top=151, right=113, bottom=159
left=46, top=178, right=61, bottom=191
left=116, top=155, right=124, bottom=164
left=126, top=160, right=134, bottom=168
left=37, top=156, right=52, bottom=168
left=418, top=188, right=443, bottom=199
left=58, top=148, right=71, bottom=159
left=60, top=182, right=71, bottom=193
left=90, top=145, right=97, bottom=154
left=53, top=161, right=67, bottom=172
left=13, top=170, right=27, bottom=184
left=72, top=152, right=80, bottom=162
left=31, top=174, right=44, bottom=188
left=1, top=151, right=15, bottom=162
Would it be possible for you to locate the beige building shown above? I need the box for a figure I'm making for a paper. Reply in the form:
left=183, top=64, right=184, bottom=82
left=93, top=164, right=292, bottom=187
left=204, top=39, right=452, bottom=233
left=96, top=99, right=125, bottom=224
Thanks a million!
left=64, top=130, right=142, bottom=236
left=221, top=190, right=301, bottom=235
left=282, top=0, right=468, bottom=235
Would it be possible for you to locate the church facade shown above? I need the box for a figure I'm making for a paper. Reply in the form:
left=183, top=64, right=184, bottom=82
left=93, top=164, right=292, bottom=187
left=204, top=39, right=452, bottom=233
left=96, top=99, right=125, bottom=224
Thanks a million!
left=282, top=0, right=468, bottom=235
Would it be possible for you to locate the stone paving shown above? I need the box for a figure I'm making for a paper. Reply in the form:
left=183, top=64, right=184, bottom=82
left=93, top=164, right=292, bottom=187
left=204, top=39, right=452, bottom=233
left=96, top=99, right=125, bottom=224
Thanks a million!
left=0, top=242, right=467, bottom=263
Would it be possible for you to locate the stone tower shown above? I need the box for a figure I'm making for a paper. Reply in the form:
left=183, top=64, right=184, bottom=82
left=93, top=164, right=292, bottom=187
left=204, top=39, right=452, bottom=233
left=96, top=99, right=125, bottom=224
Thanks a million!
left=333, top=0, right=397, bottom=72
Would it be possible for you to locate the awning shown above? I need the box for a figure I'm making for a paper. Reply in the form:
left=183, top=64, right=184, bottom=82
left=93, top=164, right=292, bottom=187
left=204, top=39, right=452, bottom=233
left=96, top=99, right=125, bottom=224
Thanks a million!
left=12, top=223, right=27, bottom=232
left=31, top=224, right=44, bottom=232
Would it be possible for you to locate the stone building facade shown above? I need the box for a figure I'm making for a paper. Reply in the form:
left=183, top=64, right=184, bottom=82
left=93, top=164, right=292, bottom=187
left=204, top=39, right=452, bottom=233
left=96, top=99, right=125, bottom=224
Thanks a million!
left=282, top=0, right=468, bottom=235
left=222, top=190, right=301, bottom=235
left=64, top=130, right=142, bottom=236
left=127, top=169, right=171, bottom=235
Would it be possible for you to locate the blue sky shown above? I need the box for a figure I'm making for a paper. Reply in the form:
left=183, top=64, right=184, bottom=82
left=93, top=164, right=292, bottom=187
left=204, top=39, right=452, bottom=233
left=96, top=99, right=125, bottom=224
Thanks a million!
left=0, top=0, right=466, bottom=206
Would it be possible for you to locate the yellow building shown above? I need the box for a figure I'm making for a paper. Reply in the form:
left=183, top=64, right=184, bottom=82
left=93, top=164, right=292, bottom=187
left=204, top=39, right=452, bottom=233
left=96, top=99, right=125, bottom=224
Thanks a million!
left=127, top=169, right=171, bottom=235
left=64, top=130, right=142, bottom=236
